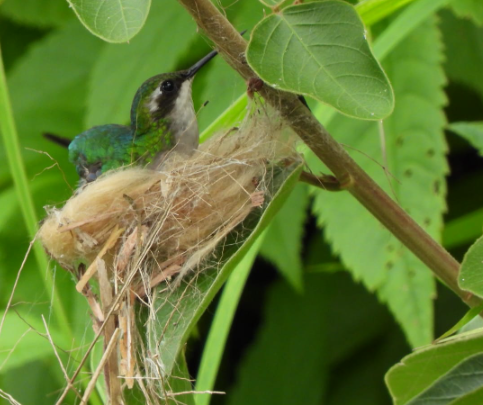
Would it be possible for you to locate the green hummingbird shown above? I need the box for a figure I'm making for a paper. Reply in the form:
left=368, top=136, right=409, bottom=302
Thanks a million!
left=45, top=49, right=217, bottom=183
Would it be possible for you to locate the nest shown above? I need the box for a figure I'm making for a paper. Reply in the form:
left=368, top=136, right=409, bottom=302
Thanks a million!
left=38, top=102, right=300, bottom=402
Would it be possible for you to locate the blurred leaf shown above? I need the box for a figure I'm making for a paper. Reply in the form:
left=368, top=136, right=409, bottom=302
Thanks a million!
left=0, top=17, right=48, bottom=72
left=227, top=273, right=329, bottom=405
left=228, top=270, right=400, bottom=405
left=441, top=9, right=483, bottom=102
left=167, top=354, right=196, bottom=405
left=327, top=320, right=406, bottom=405
left=148, top=161, right=303, bottom=378
left=309, top=17, right=447, bottom=347
left=357, top=0, right=417, bottom=26
left=4, top=20, right=104, bottom=186
left=0, top=0, right=72, bottom=28
left=195, top=235, right=264, bottom=405
left=449, top=121, right=483, bottom=153
left=459, top=235, right=483, bottom=297
left=247, top=1, right=394, bottom=120
left=0, top=174, right=69, bottom=231
left=67, top=0, right=151, bottom=43
left=193, top=54, right=246, bottom=132
left=2, top=360, right=74, bottom=405
left=324, top=272, right=394, bottom=365
left=386, top=330, right=483, bottom=405
left=449, top=0, right=483, bottom=26
left=200, top=94, right=248, bottom=140
left=373, top=0, right=452, bottom=61
left=260, top=183, right=309, bottom=291
left=443, top=208, right=483, bottom=249
left=0, top=311, right=67, bottom=372
left=86, top=0, right=196, bottom=127
left=436, top=301, right=483, bottom=341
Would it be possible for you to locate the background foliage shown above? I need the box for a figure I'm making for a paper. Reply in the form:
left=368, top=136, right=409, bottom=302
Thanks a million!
left=1, top=0, right=483, bottom=404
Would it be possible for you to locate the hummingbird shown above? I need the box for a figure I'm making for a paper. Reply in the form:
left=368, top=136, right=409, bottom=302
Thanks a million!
left=45, top=49, right=217, bottom=183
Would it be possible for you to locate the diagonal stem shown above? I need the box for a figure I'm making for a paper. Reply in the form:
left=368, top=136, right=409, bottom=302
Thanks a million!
left=175, top=0, right=480, bottom=308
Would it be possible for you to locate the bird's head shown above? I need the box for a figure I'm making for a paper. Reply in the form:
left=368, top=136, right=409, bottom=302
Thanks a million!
left=130, top=49, right=217, bottom=136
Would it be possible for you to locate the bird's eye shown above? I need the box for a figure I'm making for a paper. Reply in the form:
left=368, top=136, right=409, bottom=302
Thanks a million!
left=161, top=80, right=175, bottom=92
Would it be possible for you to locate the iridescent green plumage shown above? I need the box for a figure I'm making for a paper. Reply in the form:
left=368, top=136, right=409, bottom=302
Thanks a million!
left=67, top=50, right=217, bottom=183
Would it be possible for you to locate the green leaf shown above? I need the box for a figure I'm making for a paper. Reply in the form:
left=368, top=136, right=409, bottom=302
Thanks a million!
left=86, top=0, right=196, bottom=127
left=436, top=301, right=483, bottom=342
left=258, top=0, right=290, bottom=8
left=195, top=235, right=264, bottom=405
left=373, top=0, right=452, bottom=61
left=0, top=311, right=67, bottom=372
left=227, top=273, right=329, bottom=405
left=194, top=55, right=246, bottom=132
left=357, top=0, right=417, bottom=26
left=449, top=122, right=483, bottom=154
left=167, top=354, right=196, bottom=405
left=260, top=183, right=309, bottom=291
left=200, top=94, right=248, bottom=141
left=3, top=20, right=104, bottom=184
left=147, top=161, right=303, bottom=378
left=441, top=9, right=483, bottom=102
left=413, top=354, right=483, bottom=403
left=309, top=17, right=447, bottom=347
left=67, top=0, right=151, bottom=43
left=386, top=330, right=483, bottom=405
left=452, top=387, right=483, bottom=405
left=246, top=1, right=394, bottom=120
left=459, top=235, right=483, bottom=297
left=443, top=207, right=483, bottom=249
left=310, top=0, right=454, bottom=137
left=449, top=0, right=483, bottom=26
left=0, top=0, right=72, bottom=28
left=2, top=360, right=75, bottom=405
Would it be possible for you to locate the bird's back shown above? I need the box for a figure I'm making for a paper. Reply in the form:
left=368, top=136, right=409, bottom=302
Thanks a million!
left=68, top=124, right=134, bottom=181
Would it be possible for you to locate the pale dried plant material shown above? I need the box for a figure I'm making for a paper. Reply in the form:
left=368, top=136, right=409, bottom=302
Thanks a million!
left=38, top=102, right=300, bottom=403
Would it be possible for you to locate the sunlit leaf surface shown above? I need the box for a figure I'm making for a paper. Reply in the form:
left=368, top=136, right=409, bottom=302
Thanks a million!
left=247, top=1, right=394, bottom=120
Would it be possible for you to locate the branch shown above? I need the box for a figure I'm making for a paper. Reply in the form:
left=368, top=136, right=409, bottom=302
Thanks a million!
left=176, top=0, right=480, bottom=307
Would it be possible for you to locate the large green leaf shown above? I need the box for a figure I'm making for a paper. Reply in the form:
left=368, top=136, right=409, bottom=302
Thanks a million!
left=459, top=235, right=483, bottom=297
left=147, top=161, right=303, bottom=379
left=449, top=0, right=483, bottom=26
left=85, top=0, right=196, bottom=127
left=386, top=330, right=483, bottom=405
left=309, top=17, right=447, bottom=347
left=0, top=0, right=72, bottom=27
left=67, top=0, right=151, bottom=43
left=260, top=182, right=309, bottom=291
left=448, top=122, right=483, bottom=154
left=246, top=0, right=394, bottom=120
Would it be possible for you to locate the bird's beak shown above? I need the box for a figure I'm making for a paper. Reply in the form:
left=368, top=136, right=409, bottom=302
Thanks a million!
left=184, top=49, right=218, bottom=79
